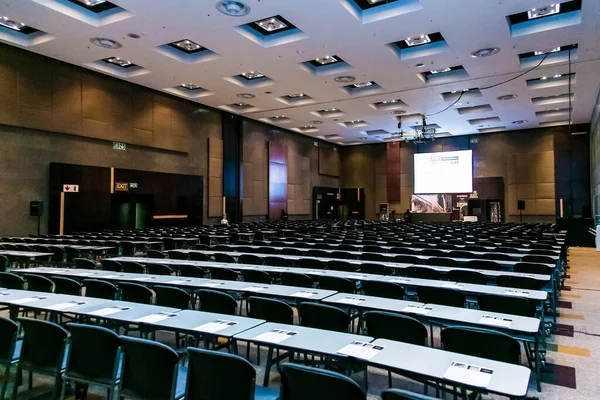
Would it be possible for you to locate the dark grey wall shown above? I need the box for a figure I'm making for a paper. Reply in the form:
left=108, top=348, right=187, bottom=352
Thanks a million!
left=591, top=89, right=600, bottom=217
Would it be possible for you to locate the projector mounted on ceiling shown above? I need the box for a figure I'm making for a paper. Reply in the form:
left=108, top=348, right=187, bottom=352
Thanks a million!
left=391, top=115, right=436, bottom=144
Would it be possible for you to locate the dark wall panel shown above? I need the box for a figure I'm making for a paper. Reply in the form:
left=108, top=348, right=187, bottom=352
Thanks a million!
left=386, top=142, right=401, bottom=201
left=269, top=142, right=288, bottom=221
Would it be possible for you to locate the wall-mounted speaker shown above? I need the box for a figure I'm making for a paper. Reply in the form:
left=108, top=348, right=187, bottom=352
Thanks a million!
left=517, top=200, right=526, bottom=211
left=30, top=200, right=44, bottom=217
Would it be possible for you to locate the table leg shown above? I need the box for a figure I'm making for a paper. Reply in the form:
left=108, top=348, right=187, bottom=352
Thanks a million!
left=263, top=346, right=274, bottom=387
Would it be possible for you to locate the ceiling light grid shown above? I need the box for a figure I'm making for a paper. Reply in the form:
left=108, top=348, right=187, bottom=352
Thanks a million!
left=31, top=0, right=133, bottom=27
left=236, top=14, right=306, bottom=48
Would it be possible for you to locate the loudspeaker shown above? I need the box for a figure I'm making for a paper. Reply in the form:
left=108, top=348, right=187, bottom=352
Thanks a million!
left=582, top=205, right=592, bottom=219
left=30, top=200, right=44, bottom=217
left=517, top=200, right=526, bottom=211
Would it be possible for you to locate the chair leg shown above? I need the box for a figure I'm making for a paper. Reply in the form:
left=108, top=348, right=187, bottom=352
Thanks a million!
left=1, top=364, right=10, bottom=400
left=28, top=371, right=32, bottom=391
left=387, top=371, right=392, bottom=388
left=263, top=347, right=274, bottom=387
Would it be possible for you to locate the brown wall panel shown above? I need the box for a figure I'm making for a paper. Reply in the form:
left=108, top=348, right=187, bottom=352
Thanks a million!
left=386, top=142, right=401, bottom=201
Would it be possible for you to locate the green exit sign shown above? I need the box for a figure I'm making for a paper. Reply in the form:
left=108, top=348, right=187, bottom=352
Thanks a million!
left=470, top=137, right=479, bottom=144
left=113, top=142, right=127, bottom=151
left=130, top=182, right=138, bottom=189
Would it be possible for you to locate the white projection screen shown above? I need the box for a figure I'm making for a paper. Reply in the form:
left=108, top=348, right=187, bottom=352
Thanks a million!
left=414, top=150, right=473, bottom=194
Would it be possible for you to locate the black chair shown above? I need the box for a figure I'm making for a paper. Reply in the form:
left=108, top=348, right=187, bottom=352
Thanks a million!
left=393, top=255, right=423, bottom=265
left=478, top=294, right=537, bottom=317
left=441, top=326, right=521, bottom=364
left=0, top=317, right=20, bottom=399
left=293, top=258, right=324, bottom=270
left=496, top=275, right=540, bottom=290
left=390, top=248, right=415, bottom=255
left=197, top=289, right=238, bottom=315
left=194, top=244, right=211, bottom=251
left=327, top=260, right=356, bottom=272
left=147, top=250, right=167, bottom=259
left=238, top=254, right=264, bottom=265
left=424, top=257, right=459, bottom=268
left=481, top=253, right=514, bottom=261
left=214, top=253, right=236, bottom=263
left=121, top=261, right=145, bottom=274
left=263, top=256, right=291, bottom=267
left=448, top=250, right=475, bottom=259
left=177, top=264, right=206, bottom=278
left=101, top=260, right=122, bottom=272
left=16, top=318, right=70, bottom=400
left=120, top=242, right=136, bottom=257
left=359, top=263, right=392, bottom=275
left=280, top=248, right=302, bottom=256
left=213, top=245, right=231, bottom=252
left=154, top=286, right=193, bottom=309
left=247, top=297, right=294, bottom=324
left=382, top=388, right=439, bottom=400
left=514, top=262, right=553, bottom=275
left=50, top=247, right=67, bottom=266
left=0, top=272, right=25, bottom=289
left=363, top=311, right=427, bottom=345
left=62, top=323, right=122, bottom=400
left=420, top=249, right=445, bottom=257
left=280, top=272, right=313, bottom=288
left=522, top=255, right=555, bottom=264
left=306, top=250, right=330, bottom=258
left=119, top=336, right=185, bottom=400
left=300, top=303, right=349, bottom=333
left=463, top=245, right=487, bottom=252
left=73, top=258, right=96, bottom=270
left=169, top=251, right=189, bottom=261
left=23, top=273, right=54, bottom=292
left=417, top=287, right=465, bottom=308
left=119, top=282, right=153, bottom=304
left=360, top=253, right=389, bottom=262
left=465, top=260, right=503, bottom=271
left=189, top=252, right=210, bottom=262
left=362, top=281, right=405, bottom=300
left=403, top=266, right=441, bottom=280
left=447, top=270, right=488, bottom=285
left=241, top=270, right=273, bottom=285
left=318, top=276, right=355, bottom=293
left=52, top=277, right=83, bottom=296
left=278, top=363, right=366, bottom=400
left=331, top=251, right=356, bottom=260
left=83, top=279, right=119, bottom=300
left=207, top=267, right=239, bottom=281
left=185, top=347, right=279, bottom=400
left=64, top=247, right=82, bottom=265
left=147, top=264, right=174, bottom=276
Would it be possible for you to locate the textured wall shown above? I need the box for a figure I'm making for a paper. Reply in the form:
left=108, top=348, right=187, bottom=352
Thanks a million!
left=208, top=137, right=224, bottom=218
left=591, top=89, right=600, bottom=217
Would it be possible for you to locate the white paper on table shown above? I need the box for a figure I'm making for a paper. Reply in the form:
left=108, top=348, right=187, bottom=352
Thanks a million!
left=335, top=297, right=365, bottom=305
left=504, top=290, right=530, bottom=297
left=165, top=280, right=191, bottom=284
left=252, top=329, right=297, bottom=344
left=135, top=312, right=178, bottom=323
left=401, top=305, right=433, bottom=315
left=337, top=340, right=384, bottom=360
left=309, top=270, right=325, bottom=275
left=272, top=268, right=288, bottom=272
left=478, top=315, right=512, bottom=328
left=442, top=283, right=463, bottom=289
left=443, top=361, right=494, bottom=388
left=101, top=275, right=122, bottom=279
left=291, top=291, right=319, bottom=298
left=390, top=278, right=410, bottom=284
left=46, top=301, right=87, bottom=311
left=11, top=296, right=47, bottom=305
left=347, top=275, right=367, bottom=280
left=243, top=286, right=268, bottom=292
left=73, top=272, right=95, bottom=277
left=192, top=319, right=238, bottom=333
left=133, top=277, right=154, bottom=281
left=199, top=282, right=224, bottom=287
left=89, top=306, right=130, bottom=317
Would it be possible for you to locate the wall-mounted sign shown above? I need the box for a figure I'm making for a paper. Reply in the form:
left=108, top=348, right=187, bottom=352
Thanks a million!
left=129, top=182, right=139, bottom=189
left=113, top=142, right=127, bottom=151
left=115, top=182, right=129, bottom=191
left=63, top=184, right=79, bottom=193
left=470, top=137, right=479, bottom=144
left=314, top=141, right=318, bottom=147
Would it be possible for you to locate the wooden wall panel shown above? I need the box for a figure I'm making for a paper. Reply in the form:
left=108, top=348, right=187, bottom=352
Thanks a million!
left=269, top=142, right=288, bottom=220
left=208, top=137, right=223, bottom=217
left=318, top=147, right=340, bottom=177
left=386, top=142, right=401, bottom=201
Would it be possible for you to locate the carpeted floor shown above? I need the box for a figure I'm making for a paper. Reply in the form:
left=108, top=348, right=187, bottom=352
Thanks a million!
left=4, top=247, right=600, bottom=399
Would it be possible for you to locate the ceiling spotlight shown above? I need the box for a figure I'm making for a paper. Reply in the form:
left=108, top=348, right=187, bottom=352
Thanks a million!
left=90, top=37, right=122, bottom=49
left=233, top=102, right=252, bottom=107
left=172, top=39, right=203, bottom=52
left=241, top=71, right=264, bottom=80
left=405, top=34, right=431, bottom=47
left=237, top=93, right=255, bottom=99
left=180, top=83, right=201, bottom=90
left=353, top=81, right=374, bottom=88
left=255, top=16, right=287, bottom=32
left=391, top=110, right=406, bottom=115
left=534, top=47, right=561, bottom=56
left=382, top=99, right=399, bottom=104
left=287, top=93, right=306, bottom=98
left=497, top=94, right=518, bottom=101
left=429, top=67, right=451, bottom=74
left=74, top=0, right=107, bottom=6
left=512, top=120, right=528, bottom=124
left=471, top=47, right=500, bottom=58
left=103, top=57, right=133, bottom=68
left=0, top=16, right=26, bottom=32
left=315, top=55, right=339, bottom=65
left=528, top=4, right=560, bottom=19
left=334, top=76, right=356, bottom=83
left=216, top=0, right=251, bottom=17
left=540, top=76, right=548, bottom=80
left=553, top=74, right=562, bottom=78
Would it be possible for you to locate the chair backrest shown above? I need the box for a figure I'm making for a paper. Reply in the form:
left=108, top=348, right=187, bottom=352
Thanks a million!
left=120, top=336, right=180, bottom=400
left=238, top=254, right=264, bottom=266
left=0, top=272, right=25, bottom=290
left=154, top=286, right=192, bottom=309
left=392, top=255, right=423, bottom=265
left=241, top=269, right=273, bottom=284
left=147, top=250, right=167, bottom=259
left=194, top=244, right=211, bottom=251
left=189, top=252, right=210, bottom=262
left=331, top=251, right=356, bottom=260
left=381, top=388, right=439, bottom=400
left=207, top=267, right=239, bottom=281
left=294, top=258, right=324, bottom=269
left=119, top=282, right=153, bottom=304
left=481, top=253, right=514, bottom=261
left=362, top=281, right=405, bottom=300
left=146, top=263, right=174, bottom=276
left=417, top=287, right=465, bottom=308
left=263, top=256, right=291, bottom=267
left=18, top=318, right=70, bottom=374
left=101, top=259, right=123, bottom=272
left=513, top=262, right=552, bottom=275
left=197, top=289, right=238, bottom=315
left=64, top=247, right=82, bottom=262
left=299, top=302, right=349, bottom=333
left=447, top=270, right=488, bottom=285
left=279, top=363, right=366, bottom=400
left=496, top=275, right=539, bottom=290
left=185, top=347, right=258, bottom=400
left=280, top=272, right=313, bottom=288
left=390, top=247, right=415, bottom=255
left=317, top=276, right=355, bottom=293
left=359, top=263, right=392, bottom=276
left=52, top=277, right=83, bottom=296
left=327, top=260, right=356, bottom=272
left=424, top=257, right=459, bottom=267
left=478, top=294, right=537, bottom=317
left=465, top=260, right=502, bottom=271
left=360, top=253, right=389, bottom=262
left=74, top=258, right=96, bottom=269
left=177, top=264, right=206, bottom=278
left=121, top=261, right=146, bottom=274
left=522, top=255, right=554, bottom=264
left=420, top=249, right=445, bottom=257
left=0, top=254, right=10, bottom=272
left=65, top=323, right=121, bottom=385
left=23, top=273, right=54, bottom=292
left=306, top=250, right=330, bottom=258
left=169, top=251, right=189, bottom=260
left=0, top=317, right=19, bottom=364
left=247, top=296, right=294, bottom=324
left=441, top=326, right=521, bottom=364
left=403, top=266, right=441, bottom=280
left=214, top=253, right=236, bottom=263
left=363, top=311, right=427, bottom=345
left=448, top=250, right=475, bottom=259
left=83, top=279, right=119, bottom=300
left=121, top=242, right=136, bottom=257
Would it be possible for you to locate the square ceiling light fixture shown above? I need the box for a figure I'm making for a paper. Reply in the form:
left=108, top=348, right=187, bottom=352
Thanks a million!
left=440, top=88, right=481, bottom=102
left=310, top=108, right=345, bottom=119
left=388, top=32, right=449, bottom=60
left=507, top=0, right=581, bottom=37
left=155, top=38, right=219, bottom=64
left=341, top=81, right=382, bottom=96
left=526, top=73, right=575, bottom=90
left=532, top=93, right=573, bottom=107
left=277, top=93, right=314, bottom=106
left=225, top=71, right=274, bottom=88
left=341, top=120, right=368, bottom=128
left=300, top=55, right=352, bottom=77
left=293, top=125, right=320, bottom=134
left=220, top=102, right=259, bottom=114
left=31, top=0, right=133, bottom=27
left=0, top=16, right=54, bottom=47
left=164, top=83, right=213, bottom=99
left=371, top=98, right=408, bottom=111
left=263, top=115, right=292, bottom=124
left=236, top=14, right=306, bottom=48
left=84, top=57, right=149, bottom=78
left=519, top=44, right=578, bottom=68
left=340, top=0, right=422, bottom=24
left=419, top=66, right=469, bottom=84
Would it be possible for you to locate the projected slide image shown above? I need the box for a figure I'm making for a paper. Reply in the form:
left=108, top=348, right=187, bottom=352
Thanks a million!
left=411, top=194, right=452, bottom=213
left=414, top=150, right=473, bottom=194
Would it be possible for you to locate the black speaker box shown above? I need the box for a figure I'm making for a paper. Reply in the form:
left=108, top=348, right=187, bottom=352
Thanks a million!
left=517, top=200, right=526, bottom=211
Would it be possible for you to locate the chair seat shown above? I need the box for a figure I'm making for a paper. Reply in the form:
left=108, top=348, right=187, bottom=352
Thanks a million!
left=255, top=385, right=280, bottom=400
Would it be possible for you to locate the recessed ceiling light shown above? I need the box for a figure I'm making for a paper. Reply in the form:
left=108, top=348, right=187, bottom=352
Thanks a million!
left=497, top=94, right=518, bottom=101
left=334, top=76, right=356, bottom=83
left=310, top=120, right=323, bottom=124
left=540, top=76, right=548, bottom=80
left=471, top=47, right=500, bottom=58
left=405, top=34, right=431, bottom=47
left=0, top=16, right=27, bottom=32
left=127, top=33, right=141, bottom=39
left=76, top=0, right=107, bottom=5
left=240, top=71, right=264, bottom=80
left=382, top=99, right=399, bottom=104
left=171, top=39, right=203, bottom=52
left=233, top=102, right=252, bottom=107
left=255, top=16, right=287, bottom=32
left=216, top=0, right=251, bottom=16
left=534, top=47, right=561, bottom=56
left=430, top=67, right=451, bottom=74
left=391, top=110, right=406, bottom=115
left=347, top=120, right=366, bottom=125
left=287, top=93, right=306, bottom=98
left=512, top=120, right=528, bottom=124
left=315, top=55, right=340, bottom=65
left=353, top=81, right=374, bottom=88
left=90, top=37, right=122, bottom=49
left=180, top=83, right=202, bottom=90
left=237, top=93, right=255, bottom=99
left=528, top=4, right=560, bottom=19
left=102, top=57, right=134, bottom=68
left=553, top=74, right=562, bottom=78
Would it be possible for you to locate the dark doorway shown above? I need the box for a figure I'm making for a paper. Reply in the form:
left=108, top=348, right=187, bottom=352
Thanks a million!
left=111, top=194, right=154, bottom=230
